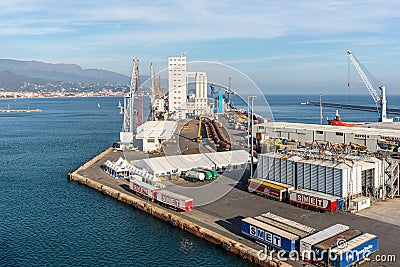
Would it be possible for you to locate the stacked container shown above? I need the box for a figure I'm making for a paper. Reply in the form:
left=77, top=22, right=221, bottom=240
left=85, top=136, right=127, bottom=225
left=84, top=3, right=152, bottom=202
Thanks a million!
left=300, top=224, right=349, bottom=259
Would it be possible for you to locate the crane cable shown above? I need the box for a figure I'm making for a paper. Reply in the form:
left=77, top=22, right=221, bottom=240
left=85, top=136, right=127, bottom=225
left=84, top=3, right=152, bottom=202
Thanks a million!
left=347, top=56, right=351, bottom=87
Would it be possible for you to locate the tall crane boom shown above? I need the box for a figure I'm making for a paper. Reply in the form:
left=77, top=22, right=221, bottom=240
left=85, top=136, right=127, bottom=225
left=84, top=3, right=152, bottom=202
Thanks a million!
left=347, top=50, right=391, bottom=122
left=132, top=57, right=143, bottom=129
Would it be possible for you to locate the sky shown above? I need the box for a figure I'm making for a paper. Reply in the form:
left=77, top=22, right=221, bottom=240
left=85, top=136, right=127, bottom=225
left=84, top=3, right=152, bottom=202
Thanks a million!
left=1, top=0, right=400, bottom=94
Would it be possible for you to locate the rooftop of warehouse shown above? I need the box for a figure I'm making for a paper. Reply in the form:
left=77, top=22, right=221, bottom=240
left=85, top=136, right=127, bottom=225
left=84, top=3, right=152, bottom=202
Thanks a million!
left=136, top=121, right=177, bottom=139
left=259, top=152, right=378, bottom=169
left=258, top=121, right=400, bottom=136
left=131, top=150, right=250, bottom=175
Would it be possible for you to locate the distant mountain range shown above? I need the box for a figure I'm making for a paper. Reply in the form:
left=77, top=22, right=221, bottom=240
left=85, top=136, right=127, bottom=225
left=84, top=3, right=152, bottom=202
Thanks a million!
left=0, top=59, right=131, bottom=90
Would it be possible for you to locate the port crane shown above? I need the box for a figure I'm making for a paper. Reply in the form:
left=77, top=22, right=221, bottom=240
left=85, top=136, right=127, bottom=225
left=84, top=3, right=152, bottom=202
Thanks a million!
left=210, top=78, right=235, bottom=113
left=347, top=50, right=392, bottom=122
left=133, top=58, right=144, bottom=128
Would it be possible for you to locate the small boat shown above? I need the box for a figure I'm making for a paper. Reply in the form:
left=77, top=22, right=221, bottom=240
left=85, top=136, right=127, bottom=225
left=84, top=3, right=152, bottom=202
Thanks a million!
left=327, top=110, right=356, bottom=127
left=97, top=103, right=101, bottom=108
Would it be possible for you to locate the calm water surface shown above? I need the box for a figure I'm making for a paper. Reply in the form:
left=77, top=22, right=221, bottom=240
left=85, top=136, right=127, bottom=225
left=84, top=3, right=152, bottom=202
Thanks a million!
left=0, top=94, right=398, bottom=266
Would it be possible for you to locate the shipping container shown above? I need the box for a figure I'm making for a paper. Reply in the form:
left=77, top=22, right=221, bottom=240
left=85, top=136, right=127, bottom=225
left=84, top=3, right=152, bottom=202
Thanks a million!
left=329, top=233, right=378, bottom=267
left=337, top=198, right=345, bottom=211
left=155, top=190, right=193, bottom=212
left=312, top=229, right=362, bottom=263
left=349, top=196, right=370, bottom=212
left=254, top=216, right=310, bottom=238
left=129, top=179, right=160, bottom=201
left=261, top=212, right=316, bottom=235
left=248, top=178, right=293, bottom=201
left=241, top=217, right=299, bottom=253
left=300, top=224, right=349, bottom=257
left=289, top=189, right=338, bottom=212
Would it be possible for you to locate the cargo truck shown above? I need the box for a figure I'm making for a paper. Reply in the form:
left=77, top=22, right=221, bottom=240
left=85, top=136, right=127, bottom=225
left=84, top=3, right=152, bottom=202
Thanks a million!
left=197, top=167, right=218, bottom=179
left=129, top=178, right=160, bottom=201
left=328, top=233, right=378, bottom=267
left=191, top=168, right=213, bottom=180
left=241, top=217, right=299, bottom=253
left=312, top=229, right=362, bottom=264
left=248, top=178, right=294, bottom=201
left=289, top=188, right=340, bottom=212
left=155, top=190, right=193, bottom=212
left=184, top=170, right=205, bottom=182
left=300, top=224, right=350, bottom=260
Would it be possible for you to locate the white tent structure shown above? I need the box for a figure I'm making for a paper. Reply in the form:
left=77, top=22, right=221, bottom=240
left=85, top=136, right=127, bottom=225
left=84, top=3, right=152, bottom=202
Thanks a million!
left=102, top=157, right=155, bottom=180
left=132, top=150, right=250, bottom=176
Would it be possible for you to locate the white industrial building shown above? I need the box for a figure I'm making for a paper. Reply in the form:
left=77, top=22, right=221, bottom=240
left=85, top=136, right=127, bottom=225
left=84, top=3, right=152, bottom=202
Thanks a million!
left=254, top=152, right=385, bottom=199
left=135, top=121, right=177, bottom=152
left=186, top=71, right=209, bottom=116
left=168, top=54, right=188, bottom=120
left=168, top=54, right=211, bottom=120
left=253, top=122, right=400, bottom=152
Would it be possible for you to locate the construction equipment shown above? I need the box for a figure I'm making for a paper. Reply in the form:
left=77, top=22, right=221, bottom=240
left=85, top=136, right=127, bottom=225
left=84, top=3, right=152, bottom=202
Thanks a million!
left=149, top=63, right=166, bottom=121
left=132, top=58, right=144, bottom=128
left=197, top=114, right=203, bottom=142
left=347, top=50, right=392, bottom=122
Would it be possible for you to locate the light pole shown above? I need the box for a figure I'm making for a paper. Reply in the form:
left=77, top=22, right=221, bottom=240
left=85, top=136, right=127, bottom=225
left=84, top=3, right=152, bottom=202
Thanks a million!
left=248, top=96, right=256, bottom=177
left=319, top=93, right=323, bottom=125
left=247, top=97, right=250, bottom=148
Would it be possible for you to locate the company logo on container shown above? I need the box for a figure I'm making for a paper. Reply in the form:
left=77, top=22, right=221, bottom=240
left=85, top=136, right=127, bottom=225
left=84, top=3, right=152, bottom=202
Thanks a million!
left=296, top=193, right=327, bottom=208
left=264, top=187, right=279, bottom=197
left=162, top=195, right=178, bottom=207
left=346, top=244, right=374, bottom=262
left=249, top=225, right=281, bottom=248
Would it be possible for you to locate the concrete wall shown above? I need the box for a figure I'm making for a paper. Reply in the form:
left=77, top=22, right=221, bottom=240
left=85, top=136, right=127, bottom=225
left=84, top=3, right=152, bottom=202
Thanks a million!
left=68, top=171, right=288, bottom=267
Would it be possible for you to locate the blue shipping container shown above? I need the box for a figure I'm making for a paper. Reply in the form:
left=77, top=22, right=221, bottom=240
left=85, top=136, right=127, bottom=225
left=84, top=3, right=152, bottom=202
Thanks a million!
left=241, top=217, right=299, bottom=253
left=329, top=235, right=378, bottom=267
left=337, top=198, right=344, bottom=211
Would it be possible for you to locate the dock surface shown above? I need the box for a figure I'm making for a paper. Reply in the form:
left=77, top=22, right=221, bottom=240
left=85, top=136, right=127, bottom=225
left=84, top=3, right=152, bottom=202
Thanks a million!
left=69, top=146, right=400, bottom=266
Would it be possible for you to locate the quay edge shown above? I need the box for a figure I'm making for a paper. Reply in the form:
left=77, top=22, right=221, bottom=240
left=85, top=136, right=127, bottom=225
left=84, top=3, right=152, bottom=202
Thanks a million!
left=67, top=149, right=291, bottom=267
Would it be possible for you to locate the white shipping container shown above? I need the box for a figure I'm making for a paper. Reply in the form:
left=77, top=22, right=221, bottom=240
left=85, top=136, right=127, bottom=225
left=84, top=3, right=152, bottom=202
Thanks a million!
left=300, top=224, right=349, bottom=255
left=261, top=212, right=316, bottom=235
left=350, top=196, right=371, bottom=212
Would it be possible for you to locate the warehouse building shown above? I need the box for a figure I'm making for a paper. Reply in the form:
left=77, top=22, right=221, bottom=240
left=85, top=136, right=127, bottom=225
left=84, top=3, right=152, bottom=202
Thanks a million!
left=254, top=152, right=385, bottom=199
left=253, top=122, right=400, bottom=152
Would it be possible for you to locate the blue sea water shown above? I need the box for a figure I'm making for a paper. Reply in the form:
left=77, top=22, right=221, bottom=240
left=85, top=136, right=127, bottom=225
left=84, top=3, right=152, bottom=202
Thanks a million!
left=0, top=95, right=399, bottom=266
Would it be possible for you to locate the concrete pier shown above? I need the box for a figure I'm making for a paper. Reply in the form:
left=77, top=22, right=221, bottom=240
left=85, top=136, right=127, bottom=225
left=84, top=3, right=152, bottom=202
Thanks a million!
left=69, top=144, right=400, bottom=267
left=68, top=148, right=289, bottom=267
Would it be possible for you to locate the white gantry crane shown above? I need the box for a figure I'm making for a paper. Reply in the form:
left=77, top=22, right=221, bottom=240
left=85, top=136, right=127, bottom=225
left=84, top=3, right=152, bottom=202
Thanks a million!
left=347, top=50, right=393, bottom=122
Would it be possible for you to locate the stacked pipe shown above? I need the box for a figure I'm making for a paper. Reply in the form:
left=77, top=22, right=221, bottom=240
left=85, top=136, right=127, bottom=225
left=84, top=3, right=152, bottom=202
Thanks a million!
left=211, top=120, right=231, bottom=149
left=202, top=119, right=231, bottom=150
left=204, top=121, right=212, bottom=139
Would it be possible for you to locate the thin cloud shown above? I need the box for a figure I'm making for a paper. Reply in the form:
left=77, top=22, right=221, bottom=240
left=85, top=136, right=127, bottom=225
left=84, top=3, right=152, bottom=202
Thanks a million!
left=1, top=0, right=399, bottom=41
